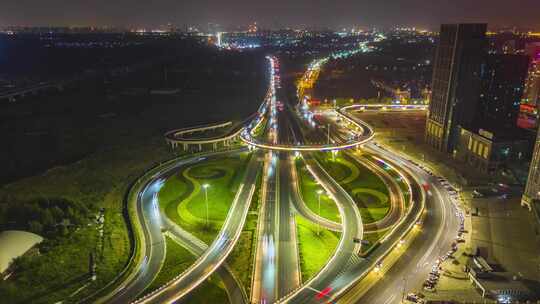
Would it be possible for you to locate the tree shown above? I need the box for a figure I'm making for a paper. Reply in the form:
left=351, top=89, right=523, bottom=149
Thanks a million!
left=41, top=209, right=55, bottom=228
left=51, top=206, right=64, bottom=220
left=59, top=225, right=69, bottom=236
left=28, top=221, right=43, bottom=234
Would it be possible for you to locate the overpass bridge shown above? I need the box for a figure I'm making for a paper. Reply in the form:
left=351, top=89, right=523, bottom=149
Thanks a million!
left=0, top=82, right=65, bottom=102
left=164, top=114, right=259, bottom=152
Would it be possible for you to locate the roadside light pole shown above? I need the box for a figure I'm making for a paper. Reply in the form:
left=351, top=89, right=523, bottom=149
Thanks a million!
left=401, top=275, right=407, bottom=301
left=317, top=189, right=323, bottom=236
left=203, top=184, right=210, bottom=227
left=327, top=124, right=330, bottom=145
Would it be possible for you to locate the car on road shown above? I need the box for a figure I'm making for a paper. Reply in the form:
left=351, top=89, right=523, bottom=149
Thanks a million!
left=423, top=284, right=435, bottom=292
left=472, top=189, right=484, bottom=198
left=405, top=293, right=425, bottom=303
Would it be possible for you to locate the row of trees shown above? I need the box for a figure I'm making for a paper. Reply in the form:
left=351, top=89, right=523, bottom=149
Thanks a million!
left=0, top=197, right=90, bottom=238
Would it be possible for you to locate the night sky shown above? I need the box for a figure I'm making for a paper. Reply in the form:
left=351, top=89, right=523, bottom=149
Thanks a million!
left=1, top=0, right=539, bottom=30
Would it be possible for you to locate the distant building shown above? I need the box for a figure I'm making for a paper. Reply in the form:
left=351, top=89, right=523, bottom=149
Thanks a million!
left=422, top=87, right=432, bottom=104
left=522, top=43, right=540, bottom=108
left=517, top=103, right=538, bottom=130
left=501, top=39, right=517, bottom=55
left=425, top=23, right=488, bottom=153
left=371, top=80, right=411, bottom=104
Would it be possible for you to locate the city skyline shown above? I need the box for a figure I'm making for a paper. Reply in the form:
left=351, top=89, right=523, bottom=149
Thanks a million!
left=2, top=3, right=540, bottom=300
left=1, top=0, right=540, bottom=30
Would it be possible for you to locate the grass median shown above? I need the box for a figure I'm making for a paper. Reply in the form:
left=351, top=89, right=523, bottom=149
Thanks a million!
left=142, top=236, right=230, bottom=304
left=296, top=158, right=341, bottom=223
left=182, top=275, right=229, bottom=304
left=296, top=216, right=340, bottom=282
left=316, top=152, right=390, bottom=224
left=226, top=165, right=261, bottom=295
left=143, top=236, right=196, bottom=294
left=363, top=154, right=411, bottom=207
left=159, top=152, right=251, bottom=244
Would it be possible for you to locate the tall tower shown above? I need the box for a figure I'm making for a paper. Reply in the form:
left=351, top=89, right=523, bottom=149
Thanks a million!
left=425, top=24, right=487, bottom=154
left=472, top=54, right=529, bottom=133
left=523, top=130, right=540, bottom=210
left=523, top=43, right=540, bottom=108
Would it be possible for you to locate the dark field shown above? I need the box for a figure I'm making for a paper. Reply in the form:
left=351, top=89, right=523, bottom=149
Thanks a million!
left=0, top=37, right=267, bottom=303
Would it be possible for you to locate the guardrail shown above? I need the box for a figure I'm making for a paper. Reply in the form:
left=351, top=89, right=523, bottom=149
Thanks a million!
left=83, top=146, right=247, bottom=304
left=273, top=154, right=364, bottom=303
left=131, top=184, right=256, bottom=304
left=273, top=147, right=425, bottom=303
left=341, top=103, right=428, bottom=112
left=240, top=109, right=375, bottom=152
left=325, top=150, right=426, bottom=302
left=131, top=149, right=260, bottom=303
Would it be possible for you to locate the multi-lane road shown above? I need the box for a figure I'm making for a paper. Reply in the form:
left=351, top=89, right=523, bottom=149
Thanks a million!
left=101, top=54, right=461, bottom=304
left=345, top=143, right=461, bottom=303
left=136, top=152, right=260, bottom=304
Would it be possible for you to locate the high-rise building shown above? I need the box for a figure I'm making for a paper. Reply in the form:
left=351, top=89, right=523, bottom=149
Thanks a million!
left=425, top=23, right=487, bottom=154
left=522, top=128, right=540, bottom=210
left=522, top=44, right=540, bottom=210
left=523, top=43, right=540, bottom=108
left=473, top=54, right=529, bottom=133
left=455, top=54, right=529, bottom=173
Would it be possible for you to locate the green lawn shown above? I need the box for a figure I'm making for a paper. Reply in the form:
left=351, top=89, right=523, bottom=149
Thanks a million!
left=364, top=154, right=411, bottom=207
left=160, top=152, right=251, bottom=244
left=296, top=216, right=340, bottom=281
left=0, top=138, right=176, bottom=304
left=143, top=236, right=196, bottom=294
left=226, top=166, right=261, bottom=295
left=142, top=235, right=233, bottom=304
left=296, top=159, right=341, bottom=223
left=156, top=151, right=258, bottom=298
left=226, top=230, right=254, bottom=294
left=0, top=46, right=267, bottom=304
left=316, top=152, right=391, bottom=224
left=158, top=172, right=190, bottom=209
left=182, top=275, right=229, bottom=304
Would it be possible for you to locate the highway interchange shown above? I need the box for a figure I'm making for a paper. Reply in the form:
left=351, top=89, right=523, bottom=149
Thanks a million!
left=99, top=53, right=464, bottom=304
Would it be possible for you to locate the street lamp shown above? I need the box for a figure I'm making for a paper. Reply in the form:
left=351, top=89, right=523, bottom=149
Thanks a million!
left=317, top=189, right=323, bottom=235
left=327, top=124, right=330, bottom=145
left=203, top=184, right=210, bottom=227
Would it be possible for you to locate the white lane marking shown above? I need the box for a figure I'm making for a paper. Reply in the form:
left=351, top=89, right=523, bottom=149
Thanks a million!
left=384, top=294, right=396, bottom=304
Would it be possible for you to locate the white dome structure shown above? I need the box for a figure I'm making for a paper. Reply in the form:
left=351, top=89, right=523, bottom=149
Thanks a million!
left=0, top=230, right=43, bottom=273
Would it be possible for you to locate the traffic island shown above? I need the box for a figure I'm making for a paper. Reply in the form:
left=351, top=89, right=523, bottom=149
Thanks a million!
left=295, top=158, right=341, bottom=223
left=160, top=152, right=251, bottom=244
left=316, top=152, right=391, bottom=224
left=295, top=216, right=340, bottom=282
